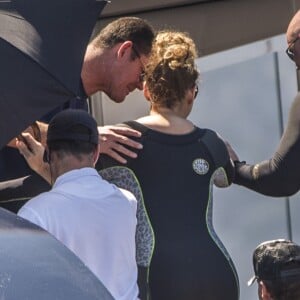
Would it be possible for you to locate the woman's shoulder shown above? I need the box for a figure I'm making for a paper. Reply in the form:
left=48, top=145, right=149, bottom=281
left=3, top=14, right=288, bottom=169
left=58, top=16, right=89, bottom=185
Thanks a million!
left=122, top=120, right=149, bottom=134
left=197, top=128, right=230, bottom=164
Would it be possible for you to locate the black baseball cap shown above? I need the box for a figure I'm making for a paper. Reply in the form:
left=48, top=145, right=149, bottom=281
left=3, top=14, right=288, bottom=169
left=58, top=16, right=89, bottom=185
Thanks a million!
left=248, top=239, right=300, bottom=286
left=47, top=109, right=98, bottom=145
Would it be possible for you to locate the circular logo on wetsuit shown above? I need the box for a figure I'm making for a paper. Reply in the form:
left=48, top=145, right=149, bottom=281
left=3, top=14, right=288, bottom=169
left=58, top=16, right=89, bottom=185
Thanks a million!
left=192, top=158, right=209, bottom=175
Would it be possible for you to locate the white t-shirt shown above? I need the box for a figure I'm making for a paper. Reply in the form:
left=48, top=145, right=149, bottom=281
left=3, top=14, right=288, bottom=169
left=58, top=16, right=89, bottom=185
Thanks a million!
left=18, top=167, right=138, bottom=300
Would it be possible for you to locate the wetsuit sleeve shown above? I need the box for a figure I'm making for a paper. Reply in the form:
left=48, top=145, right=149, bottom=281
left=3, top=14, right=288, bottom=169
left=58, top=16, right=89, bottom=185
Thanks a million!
left=201, top=130, right=235, bottom=186
left=215, top=137, right=235, bottom=187
left=234, top=93, right=300, bottom=197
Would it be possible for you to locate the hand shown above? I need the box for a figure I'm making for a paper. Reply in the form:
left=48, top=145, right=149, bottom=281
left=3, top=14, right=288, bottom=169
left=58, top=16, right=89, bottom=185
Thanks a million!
left=7, top=121, right=45, bottom=149
left=16, top=132, right=51, bottom=183
left=98, top=125, right=143, bottom=164
left=35, top=121, right=48, bottom=146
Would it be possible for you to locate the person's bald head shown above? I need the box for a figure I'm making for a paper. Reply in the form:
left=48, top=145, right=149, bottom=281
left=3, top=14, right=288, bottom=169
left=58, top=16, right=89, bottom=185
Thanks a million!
left=287, top=10, right=300, bottom=43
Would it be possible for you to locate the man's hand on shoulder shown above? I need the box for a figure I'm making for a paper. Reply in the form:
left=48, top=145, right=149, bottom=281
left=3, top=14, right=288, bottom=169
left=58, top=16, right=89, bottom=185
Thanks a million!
left=98, top=125, right=143, bottom=164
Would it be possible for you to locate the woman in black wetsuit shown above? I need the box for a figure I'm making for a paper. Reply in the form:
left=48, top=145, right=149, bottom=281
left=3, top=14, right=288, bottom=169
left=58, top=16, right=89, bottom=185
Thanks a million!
left=98, top=30, right=239, bottom=300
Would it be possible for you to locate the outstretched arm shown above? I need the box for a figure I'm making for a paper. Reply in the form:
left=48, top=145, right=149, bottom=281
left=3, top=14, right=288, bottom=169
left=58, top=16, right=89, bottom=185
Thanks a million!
left=232, top=93, right=300, bottom=197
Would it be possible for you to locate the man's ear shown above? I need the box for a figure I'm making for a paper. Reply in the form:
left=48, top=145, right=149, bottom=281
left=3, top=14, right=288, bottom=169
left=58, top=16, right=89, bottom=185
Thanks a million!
left=93, top=144, right=101, bottom=166
left=259, top=281, right=272, bottom=300
left=117, top=40, right=133, bottom=59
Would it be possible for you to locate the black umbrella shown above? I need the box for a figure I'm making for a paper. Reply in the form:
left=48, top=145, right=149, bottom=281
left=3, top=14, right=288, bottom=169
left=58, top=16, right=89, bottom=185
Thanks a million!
left=0, top=0, right=106, bottom=149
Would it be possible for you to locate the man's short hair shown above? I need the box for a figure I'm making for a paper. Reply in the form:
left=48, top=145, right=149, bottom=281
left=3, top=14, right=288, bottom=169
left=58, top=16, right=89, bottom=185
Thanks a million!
left=248, top=239, right=300, bottom=300
left=92, top=17, right=155, bottom=56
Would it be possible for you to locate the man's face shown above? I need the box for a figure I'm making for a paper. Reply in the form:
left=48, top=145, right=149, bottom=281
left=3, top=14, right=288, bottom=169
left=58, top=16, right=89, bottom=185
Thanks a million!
left=107, top=43, right=148, bottom=103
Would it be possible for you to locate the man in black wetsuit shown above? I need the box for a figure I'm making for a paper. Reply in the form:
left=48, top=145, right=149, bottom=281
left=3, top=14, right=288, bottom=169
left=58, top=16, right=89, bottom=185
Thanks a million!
left=248, top=239, right=300, bottom=300
left=0, top=17, right=155, bottom=211
left=231, top=10, right=300, bottom=197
